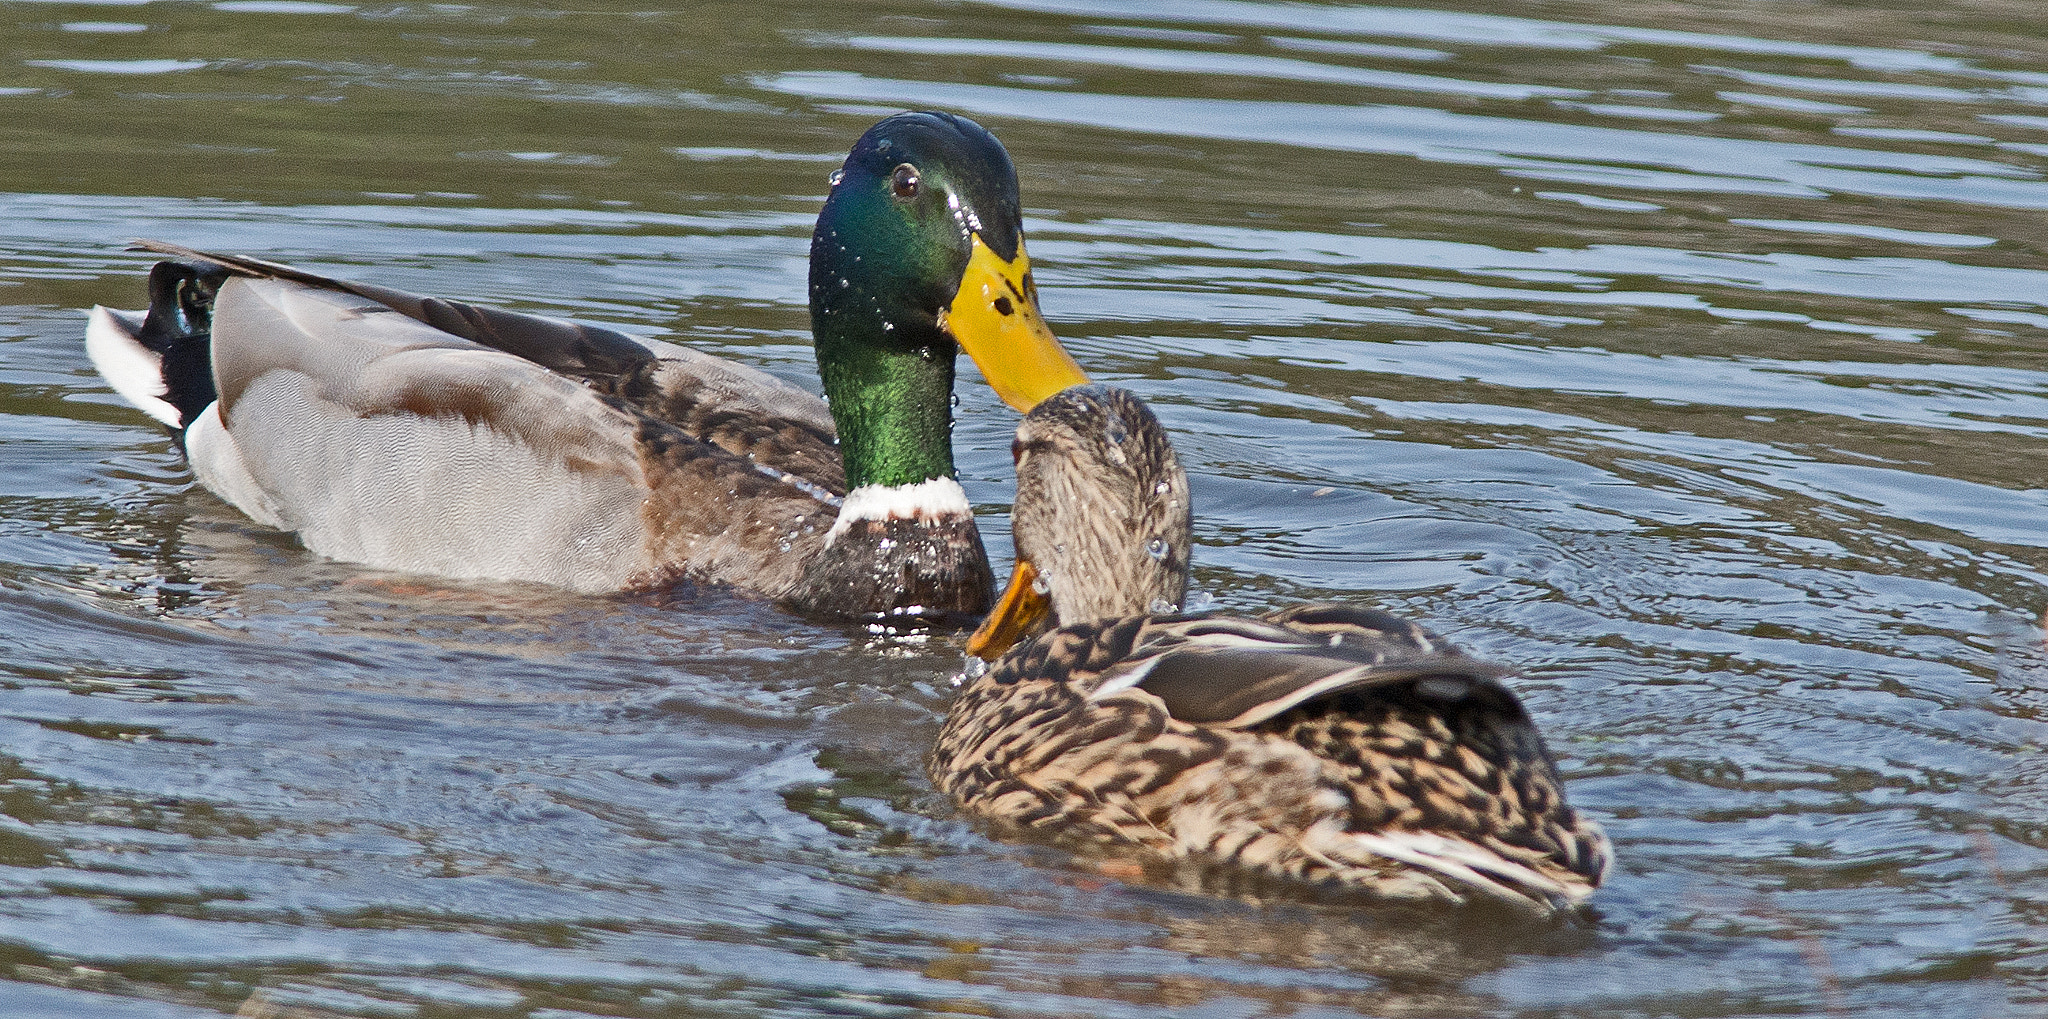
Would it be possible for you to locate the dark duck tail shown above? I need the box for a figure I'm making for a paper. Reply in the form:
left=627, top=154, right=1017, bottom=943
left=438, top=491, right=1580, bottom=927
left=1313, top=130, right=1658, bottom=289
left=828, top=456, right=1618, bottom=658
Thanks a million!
left=85, top=257, right=227, bottom=446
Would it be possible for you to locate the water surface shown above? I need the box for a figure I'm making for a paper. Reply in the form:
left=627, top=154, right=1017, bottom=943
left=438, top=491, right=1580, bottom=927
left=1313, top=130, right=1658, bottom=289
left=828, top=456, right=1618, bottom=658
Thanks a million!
left=2, top=1, right=2044, bottom=1015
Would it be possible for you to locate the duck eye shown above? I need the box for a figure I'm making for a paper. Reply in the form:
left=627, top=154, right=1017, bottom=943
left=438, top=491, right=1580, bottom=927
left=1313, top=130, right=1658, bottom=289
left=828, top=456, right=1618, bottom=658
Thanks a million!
left=1011, top=436, right=1052, bottom=465
left=891, top=163, right=921, bottom=199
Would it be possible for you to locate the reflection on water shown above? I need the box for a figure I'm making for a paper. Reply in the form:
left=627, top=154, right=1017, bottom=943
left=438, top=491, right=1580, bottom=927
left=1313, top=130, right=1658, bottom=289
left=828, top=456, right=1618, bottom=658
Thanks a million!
left=1, top=0, right=2044, bottom=1015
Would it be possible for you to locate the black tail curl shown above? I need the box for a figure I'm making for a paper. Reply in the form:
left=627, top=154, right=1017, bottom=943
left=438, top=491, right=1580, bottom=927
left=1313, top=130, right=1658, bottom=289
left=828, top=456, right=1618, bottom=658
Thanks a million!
left=136, top=260, right=227, bottom=439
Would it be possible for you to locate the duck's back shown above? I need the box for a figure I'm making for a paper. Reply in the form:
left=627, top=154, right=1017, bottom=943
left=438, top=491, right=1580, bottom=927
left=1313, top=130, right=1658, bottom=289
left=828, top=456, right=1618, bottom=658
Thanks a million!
left=189, top=276, right=661, bottom=591
left=91, top=254, right=847, bottom=597
left=934, top=605, right=1610, bottom=911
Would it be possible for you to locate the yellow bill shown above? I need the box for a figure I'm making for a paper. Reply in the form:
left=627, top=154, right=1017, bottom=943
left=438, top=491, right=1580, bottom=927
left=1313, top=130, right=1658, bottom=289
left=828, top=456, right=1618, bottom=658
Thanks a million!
left=967, top=558, right=1051, bottom=660
left=945, top=234, right=1089, bottom=412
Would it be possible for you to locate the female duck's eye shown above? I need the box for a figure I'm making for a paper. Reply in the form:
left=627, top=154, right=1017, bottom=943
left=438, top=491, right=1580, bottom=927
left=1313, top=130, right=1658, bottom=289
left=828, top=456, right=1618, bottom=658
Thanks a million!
left=1011, top=437, right=1051, bottom=465
left=891, top=163, right=921, bottom=199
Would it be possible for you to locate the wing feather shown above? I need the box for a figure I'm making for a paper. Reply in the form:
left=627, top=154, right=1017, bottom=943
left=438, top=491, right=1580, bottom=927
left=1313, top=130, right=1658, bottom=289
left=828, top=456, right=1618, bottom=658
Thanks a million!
left=204, top=277, right=660, bottom=591
left=132, top=240, right=842, bottom=489
left=1103, top=609, right=1517, bottom=729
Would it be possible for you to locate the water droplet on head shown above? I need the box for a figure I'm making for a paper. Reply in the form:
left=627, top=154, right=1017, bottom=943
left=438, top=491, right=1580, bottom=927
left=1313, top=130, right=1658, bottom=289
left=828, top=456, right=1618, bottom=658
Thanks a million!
left=950, top=393, right=960, bottom=408
left=1153, top=480, right=1171, bottom=495
left=1148, top=597, right=1180, bottom=615
left=1030, top=573, right=1050, bottom=595
left=1185, top=590, right=1217, bottom=612
left=1146, top=537, right=1168, bottom=560
left=828, top=168, right=845, bottom=186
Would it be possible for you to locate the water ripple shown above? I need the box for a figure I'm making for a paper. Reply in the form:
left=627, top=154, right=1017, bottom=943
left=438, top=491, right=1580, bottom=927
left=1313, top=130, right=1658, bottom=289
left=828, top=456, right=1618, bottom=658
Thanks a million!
left=2, top=0, right=2042, bottom=1014
left=765, top=72, right=2048, bottom=207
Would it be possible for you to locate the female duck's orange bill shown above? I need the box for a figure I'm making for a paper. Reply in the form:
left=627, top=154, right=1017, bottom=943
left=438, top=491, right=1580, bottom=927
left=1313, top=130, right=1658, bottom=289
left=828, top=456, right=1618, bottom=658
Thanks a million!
left=967, top=558, right=1051, bottom=660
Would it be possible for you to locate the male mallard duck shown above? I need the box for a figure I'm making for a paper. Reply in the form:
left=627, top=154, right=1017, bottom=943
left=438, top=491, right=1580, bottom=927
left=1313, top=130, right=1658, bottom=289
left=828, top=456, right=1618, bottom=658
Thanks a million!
left=83, top=112, right=1088, bottom=621
left=932, top=385, right=1610, bottom=912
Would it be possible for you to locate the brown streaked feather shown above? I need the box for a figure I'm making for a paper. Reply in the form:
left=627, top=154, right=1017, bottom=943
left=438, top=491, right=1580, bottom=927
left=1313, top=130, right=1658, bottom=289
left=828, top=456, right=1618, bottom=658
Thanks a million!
left=933, top=609, right=1609, bottom=912
left=609, top=350, right=844, bottom=495
left=629, top=416, right=835, bottom=598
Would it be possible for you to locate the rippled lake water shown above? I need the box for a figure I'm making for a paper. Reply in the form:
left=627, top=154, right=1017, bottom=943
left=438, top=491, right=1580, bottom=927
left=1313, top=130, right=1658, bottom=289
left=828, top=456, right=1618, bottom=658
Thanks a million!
left=3, top=0, right=2046, bottom=1015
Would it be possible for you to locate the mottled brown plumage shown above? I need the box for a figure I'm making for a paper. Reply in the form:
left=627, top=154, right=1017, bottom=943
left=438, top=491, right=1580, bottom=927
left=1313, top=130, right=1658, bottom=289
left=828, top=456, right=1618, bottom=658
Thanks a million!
left=933, top=385, right=1609, bottom=912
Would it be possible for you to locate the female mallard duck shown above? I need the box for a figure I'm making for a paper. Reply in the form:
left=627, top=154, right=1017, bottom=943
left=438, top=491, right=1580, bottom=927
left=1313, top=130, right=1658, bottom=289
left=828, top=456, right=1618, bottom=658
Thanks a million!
left=932, top=385, right=1610, bottom=912
left=83, top=112, right=1088, bottom=621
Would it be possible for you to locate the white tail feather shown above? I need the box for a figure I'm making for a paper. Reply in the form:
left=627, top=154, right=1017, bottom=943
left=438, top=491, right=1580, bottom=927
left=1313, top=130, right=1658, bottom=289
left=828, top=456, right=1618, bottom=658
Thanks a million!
left=1330, top=827, right=1589, bottom=913
left=85, top=306, right=184, bottom=428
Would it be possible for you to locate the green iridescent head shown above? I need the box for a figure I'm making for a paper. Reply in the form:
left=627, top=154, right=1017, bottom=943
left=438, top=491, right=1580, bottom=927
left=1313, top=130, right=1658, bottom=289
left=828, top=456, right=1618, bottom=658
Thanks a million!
left=809, top=112, right=1085, bottom=491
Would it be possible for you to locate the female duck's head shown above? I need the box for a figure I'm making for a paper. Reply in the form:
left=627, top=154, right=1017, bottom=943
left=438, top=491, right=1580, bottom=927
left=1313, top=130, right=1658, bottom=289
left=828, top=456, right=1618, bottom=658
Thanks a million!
left=810, top=112, right=1087, bottom=492
left=968, top=384, right=1194, bottom=659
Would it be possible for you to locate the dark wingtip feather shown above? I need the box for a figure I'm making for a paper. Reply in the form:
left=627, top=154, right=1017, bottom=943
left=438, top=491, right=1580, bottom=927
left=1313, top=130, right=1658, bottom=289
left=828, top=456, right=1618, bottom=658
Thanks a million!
left=123, top=241, right=658, bottom=385
left=128, top=239, right=341, bottom=288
